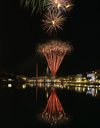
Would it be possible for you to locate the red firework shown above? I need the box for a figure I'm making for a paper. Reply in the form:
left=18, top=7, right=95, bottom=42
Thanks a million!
left=37, top=40, right=72, bottom=76
left=42, top=91, right=66, bottom=122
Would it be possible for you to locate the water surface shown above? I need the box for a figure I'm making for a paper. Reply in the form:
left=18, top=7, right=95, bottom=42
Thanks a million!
left=0, top=83, right=100, bottom=128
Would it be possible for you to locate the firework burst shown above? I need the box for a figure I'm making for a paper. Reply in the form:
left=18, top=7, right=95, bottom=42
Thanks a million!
left=37, top=40, right=73, bottom=76
left=45, top=0, right=67, bottom=12
left=45, top=0, right=74, bottom=13
left=20, top=0, right=46, bottom=14
left=41, top=10, right=66, bottom=35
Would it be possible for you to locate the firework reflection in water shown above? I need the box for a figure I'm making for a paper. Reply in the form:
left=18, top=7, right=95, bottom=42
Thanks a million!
left=42, top=87, right=69, bottom=125
left=37, top=40, right=73, bottom=76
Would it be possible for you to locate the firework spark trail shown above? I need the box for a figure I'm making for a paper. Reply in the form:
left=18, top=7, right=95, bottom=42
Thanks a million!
left=44, top=51, right=66, bottom=75
left=37, top=40, right=72, bottom=76
left=41, top=10, right=66, bottom=35
left=20, top=0, right=46, bottom=14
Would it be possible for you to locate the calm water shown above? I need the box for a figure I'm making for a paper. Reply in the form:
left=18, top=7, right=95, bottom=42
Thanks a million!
left=0, top=83, right=100, bottom=128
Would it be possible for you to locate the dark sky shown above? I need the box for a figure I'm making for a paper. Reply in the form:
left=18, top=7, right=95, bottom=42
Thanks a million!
left=0, top=0, right=100, bottom=77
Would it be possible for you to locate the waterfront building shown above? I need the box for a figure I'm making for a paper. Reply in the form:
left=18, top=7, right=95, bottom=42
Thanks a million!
left=94, top=69, right=100, bottom=83
left=16, top=75, right=29, bottom=82
left=0, top=69, right=15, bottom=82
left=87, top=73, right=95, bottom=82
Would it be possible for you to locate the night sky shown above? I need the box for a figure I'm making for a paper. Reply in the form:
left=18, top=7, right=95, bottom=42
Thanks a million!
left=0, top=0, right=100, bottom=77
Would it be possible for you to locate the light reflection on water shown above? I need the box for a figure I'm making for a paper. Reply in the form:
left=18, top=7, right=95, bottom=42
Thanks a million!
left=32, top=83, right=100, bottom=99
left=66, top=84, right=100, bottom=98
left=1, top=82, right=100, bottom=99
